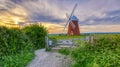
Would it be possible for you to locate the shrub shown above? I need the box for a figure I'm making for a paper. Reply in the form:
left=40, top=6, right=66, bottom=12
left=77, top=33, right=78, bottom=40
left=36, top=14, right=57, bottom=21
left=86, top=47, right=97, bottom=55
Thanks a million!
left=0, top=26, right=33, bottom=56
left=71, top=34, right=120, bottom=67
left=23, top=24, right=48, bottom=49
left=0, top=50, right=34, bottom=67
left=0, top=24, right=48, bottom=67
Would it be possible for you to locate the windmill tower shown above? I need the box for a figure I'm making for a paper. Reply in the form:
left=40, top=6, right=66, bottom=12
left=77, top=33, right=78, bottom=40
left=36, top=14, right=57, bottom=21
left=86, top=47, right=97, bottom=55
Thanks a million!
left=64, top=4, right=80, bottom=36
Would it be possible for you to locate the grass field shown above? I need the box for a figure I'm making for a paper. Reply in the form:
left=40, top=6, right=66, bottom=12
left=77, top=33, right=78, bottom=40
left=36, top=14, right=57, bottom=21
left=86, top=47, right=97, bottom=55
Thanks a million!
left=49, top=35, right=85, bottom=39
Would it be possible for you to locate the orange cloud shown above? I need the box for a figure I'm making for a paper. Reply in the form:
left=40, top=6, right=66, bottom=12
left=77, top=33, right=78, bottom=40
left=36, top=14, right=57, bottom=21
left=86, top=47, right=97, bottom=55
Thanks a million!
left=0, top=5, right=27, bottom=27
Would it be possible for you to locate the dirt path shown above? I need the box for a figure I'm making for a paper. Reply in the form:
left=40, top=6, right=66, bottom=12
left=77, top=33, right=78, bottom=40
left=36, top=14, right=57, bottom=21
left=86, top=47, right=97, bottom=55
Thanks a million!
left=26, top=49, right=70, bottom=67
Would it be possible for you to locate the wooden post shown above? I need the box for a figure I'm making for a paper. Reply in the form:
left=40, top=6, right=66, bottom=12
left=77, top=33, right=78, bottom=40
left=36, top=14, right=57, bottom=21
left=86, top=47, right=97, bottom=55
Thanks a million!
left=91, top=36, right=94, bottom=45
left=45, top=36, right=49, bottom=49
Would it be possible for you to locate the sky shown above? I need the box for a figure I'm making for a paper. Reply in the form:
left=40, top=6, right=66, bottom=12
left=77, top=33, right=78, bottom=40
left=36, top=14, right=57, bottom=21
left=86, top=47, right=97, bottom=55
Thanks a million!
left=0, top=0, right=120, bottom=33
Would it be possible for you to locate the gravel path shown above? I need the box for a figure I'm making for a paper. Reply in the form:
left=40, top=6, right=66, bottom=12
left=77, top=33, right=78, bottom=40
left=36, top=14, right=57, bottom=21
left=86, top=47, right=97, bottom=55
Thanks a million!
left=26, top=49, right=69, bottom=67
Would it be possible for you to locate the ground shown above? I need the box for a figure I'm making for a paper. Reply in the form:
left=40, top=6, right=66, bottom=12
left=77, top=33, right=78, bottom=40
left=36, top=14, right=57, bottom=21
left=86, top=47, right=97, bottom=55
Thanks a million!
left=26, top=49, right=71, bottom=67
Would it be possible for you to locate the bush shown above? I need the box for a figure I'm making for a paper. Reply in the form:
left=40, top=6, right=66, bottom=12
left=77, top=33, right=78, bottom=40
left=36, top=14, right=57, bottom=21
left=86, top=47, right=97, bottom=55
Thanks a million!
left=0, top=24, right=48, bottom=67
left=23, top=24, right=48, bottom=49
left=0, top=50, right=34, bottom=67
left=0, top=26, right=33, bottom=56
left=71, top=34, right=120, bottom=67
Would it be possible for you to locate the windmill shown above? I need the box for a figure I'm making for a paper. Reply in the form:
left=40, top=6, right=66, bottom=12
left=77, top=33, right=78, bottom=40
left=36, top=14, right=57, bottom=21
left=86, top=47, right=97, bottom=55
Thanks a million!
left=64, top=4, right=80, bottom=36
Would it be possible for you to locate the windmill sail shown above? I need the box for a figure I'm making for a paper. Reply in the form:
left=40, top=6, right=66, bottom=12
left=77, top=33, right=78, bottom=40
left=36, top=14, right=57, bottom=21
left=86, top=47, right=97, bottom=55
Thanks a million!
left=63, top=3, right=80, bottom=36
left=64, top=3, right=78, bottom=31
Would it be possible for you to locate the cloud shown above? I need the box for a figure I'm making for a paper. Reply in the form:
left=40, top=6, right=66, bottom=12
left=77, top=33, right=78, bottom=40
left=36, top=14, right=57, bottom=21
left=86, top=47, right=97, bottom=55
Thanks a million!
left=16, top=0, right=66, bottom=23
left=0, top=0, right=120, bottom=33
left=1, top=0, right=120, bottom=24
left=80, top=9, right=120, bottom=25
left=0, top=0, right=27, bottom=26
left=80, top=25, right=120, bottom=33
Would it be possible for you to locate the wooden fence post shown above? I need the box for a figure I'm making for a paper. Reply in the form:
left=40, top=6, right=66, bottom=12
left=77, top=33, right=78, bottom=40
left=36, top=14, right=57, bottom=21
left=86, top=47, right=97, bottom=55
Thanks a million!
left=91, top=36, right=94, bottom=45
left=45, top=36, right=49, bottom=49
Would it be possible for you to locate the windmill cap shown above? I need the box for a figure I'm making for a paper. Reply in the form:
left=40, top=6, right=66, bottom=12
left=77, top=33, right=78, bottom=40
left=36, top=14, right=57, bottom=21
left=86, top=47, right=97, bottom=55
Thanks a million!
left=70, top=15, right=79, bottom=21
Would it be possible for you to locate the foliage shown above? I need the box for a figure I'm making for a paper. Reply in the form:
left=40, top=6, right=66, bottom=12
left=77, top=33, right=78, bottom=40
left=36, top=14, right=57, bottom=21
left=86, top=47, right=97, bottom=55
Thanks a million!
left=0, top=24, right=48, bottom=67
left=71, top=34, right=120, bottom=67
left=0, top=26, right=33, bottom=56
left=23, top=24, right=48, bottom=49
left=58, top=48, right=70, bottom=55
left=0, top=50, right=34, bottom=67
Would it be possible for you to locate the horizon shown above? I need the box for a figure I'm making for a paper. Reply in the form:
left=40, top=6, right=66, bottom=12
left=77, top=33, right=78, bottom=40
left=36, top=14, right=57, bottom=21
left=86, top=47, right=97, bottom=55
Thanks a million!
left=48, top=31, right=120, bottom=34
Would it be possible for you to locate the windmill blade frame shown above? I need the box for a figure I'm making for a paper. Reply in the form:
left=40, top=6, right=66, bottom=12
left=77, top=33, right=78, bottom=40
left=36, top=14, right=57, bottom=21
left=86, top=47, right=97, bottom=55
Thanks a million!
left=64, top=3, right=78, bottom=31
left=69, top=3, right=78, bottom=21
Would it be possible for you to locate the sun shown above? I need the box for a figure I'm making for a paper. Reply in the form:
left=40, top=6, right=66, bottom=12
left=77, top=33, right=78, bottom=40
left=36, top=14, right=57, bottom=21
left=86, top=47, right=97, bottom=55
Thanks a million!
left=12, top=17, right=20, bottom=25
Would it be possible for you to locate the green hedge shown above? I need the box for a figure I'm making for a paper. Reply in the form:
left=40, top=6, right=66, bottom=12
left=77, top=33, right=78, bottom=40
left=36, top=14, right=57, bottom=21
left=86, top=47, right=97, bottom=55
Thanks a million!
left=23, top=24, right=48, bottom=49
left=0, top=26, right=33, bottom=56
left=0, top=24, right=48, bottom=67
